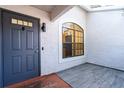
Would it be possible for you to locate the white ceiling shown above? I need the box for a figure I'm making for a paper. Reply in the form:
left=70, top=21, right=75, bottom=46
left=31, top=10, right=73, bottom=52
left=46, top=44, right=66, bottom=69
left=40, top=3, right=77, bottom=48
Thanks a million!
left=31, top=5, right=56, bottom=13
left=80, top=5, right=124, bottom=12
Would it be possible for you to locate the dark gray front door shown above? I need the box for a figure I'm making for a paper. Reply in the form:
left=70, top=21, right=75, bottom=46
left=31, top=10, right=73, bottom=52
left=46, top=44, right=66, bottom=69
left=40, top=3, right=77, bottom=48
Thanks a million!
left=2, top=11, right=40, bottom=86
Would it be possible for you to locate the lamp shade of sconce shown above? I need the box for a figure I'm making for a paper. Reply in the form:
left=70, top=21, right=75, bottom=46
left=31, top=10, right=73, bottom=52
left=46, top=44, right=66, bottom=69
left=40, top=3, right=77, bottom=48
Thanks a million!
left=41, top=23, right=46, bottom=32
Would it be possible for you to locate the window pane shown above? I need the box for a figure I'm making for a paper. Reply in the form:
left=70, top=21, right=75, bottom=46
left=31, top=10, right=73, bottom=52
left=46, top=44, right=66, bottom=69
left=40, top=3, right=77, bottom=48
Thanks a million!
left=23, top=21, right=28, bottom=26
left=71, top=31, right=74, bottom=43
left=66, top=36, right=72, bottom=42
left=80, top=32, right=83, bottom=37
left=76, top=50, right=78, bottom=56
left=63, top=43, right=72, bottom=58
left=72, top=49, right=75, bottom=56
left=72, top=43, right=74, bottom=49
left=63, top=48, right=66, bottom=58
left=75, top=37, right=78, bottom=43
left=80, top=44, right=82, bottom=50
left=63, top=28, right=73, bottom=43
left=81, top=50, right=84, bottom=55
left=77, top=50, right=80, bottom=55
left=11, top=19, right=33, bottom=27
left=78, top=38, right=81, bottom=43
left=75, top=50, right=77, bottom=55
left=75, top=50, right=81, bottom=56
left=18, top=20, right=23, bottom=25
left=75, top=44, right=77, bottom=50
left=74, top=24, right=83, bottom=31
left=74, top=24, right=81, bottom=31
left=28, top=22, right=33, bottom=27
left=78, top=32, right=81, bottom=37
left=11, top=18, right=17, bottom=24
left=80, top=38, right=82, bottom=43
left=78, top=44, right=81, bottom=50
left=78, top=38, right=80, bottom=43
left=75, top=31, right=78, bottom=37
left=77, top=31, right=80, bottom=37
left=62, top=28, right=68, bottom=43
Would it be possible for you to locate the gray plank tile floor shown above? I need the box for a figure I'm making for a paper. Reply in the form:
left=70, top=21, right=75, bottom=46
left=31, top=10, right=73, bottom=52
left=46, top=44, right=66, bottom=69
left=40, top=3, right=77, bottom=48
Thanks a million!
left=57, top=63, right=124, bottom=88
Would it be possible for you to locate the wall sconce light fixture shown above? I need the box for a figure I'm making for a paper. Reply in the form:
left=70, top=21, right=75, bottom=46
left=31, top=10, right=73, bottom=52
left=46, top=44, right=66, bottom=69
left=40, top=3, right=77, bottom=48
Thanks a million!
left=41, top=23, right=46, bottom=32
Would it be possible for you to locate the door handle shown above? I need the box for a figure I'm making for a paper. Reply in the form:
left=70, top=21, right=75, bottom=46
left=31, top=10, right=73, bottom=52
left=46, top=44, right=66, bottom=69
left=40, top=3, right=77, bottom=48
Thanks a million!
left=34, top=48, right=39, bottom=53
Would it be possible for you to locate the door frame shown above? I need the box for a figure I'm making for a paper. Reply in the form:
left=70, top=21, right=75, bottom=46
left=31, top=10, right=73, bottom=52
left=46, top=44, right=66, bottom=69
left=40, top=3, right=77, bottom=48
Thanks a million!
left=0, top=8, right=3, bottom=87
left=0, top=8, right=41, bottom=87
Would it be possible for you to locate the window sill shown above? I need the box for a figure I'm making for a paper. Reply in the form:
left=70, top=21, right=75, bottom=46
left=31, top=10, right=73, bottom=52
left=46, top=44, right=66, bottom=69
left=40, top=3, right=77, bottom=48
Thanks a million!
left=59, top=55, right=85, bottom=63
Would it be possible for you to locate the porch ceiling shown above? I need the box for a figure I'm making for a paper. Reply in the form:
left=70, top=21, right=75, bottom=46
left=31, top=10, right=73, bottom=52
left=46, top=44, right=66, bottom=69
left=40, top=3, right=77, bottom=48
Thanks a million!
left=31, top=5, right=56, bottom=13
left=31, top=5, right=74, bottom=21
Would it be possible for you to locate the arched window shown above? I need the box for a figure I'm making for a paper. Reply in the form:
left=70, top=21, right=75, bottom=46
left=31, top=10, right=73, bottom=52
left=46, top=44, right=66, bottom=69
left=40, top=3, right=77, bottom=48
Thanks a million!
left=62, top=22, right=84, bottom=58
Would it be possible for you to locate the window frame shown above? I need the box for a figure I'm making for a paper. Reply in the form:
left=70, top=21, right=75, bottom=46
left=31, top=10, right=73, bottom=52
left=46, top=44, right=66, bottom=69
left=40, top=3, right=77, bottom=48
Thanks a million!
left=62, top=22, right=84, bottom=58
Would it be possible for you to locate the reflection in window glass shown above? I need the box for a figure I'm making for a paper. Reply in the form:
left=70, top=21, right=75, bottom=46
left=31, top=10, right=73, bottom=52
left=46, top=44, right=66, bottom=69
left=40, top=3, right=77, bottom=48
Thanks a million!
left=62, top=22, right=84, bottom=58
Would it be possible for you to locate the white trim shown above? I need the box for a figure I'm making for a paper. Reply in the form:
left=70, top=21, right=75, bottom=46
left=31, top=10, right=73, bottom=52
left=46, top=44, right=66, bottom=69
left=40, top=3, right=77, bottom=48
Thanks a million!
left=80, top=5, right=124, bottom=12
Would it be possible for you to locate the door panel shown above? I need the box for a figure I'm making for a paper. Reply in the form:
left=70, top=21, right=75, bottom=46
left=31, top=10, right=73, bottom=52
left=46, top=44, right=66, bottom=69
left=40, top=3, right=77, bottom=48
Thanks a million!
left=26, top=30, right=34, bottom=50
left=2, top=11, right=40, bottom=86
left=11, top=29, right=22, bottom=50
left=26, top=54, right=34, bottom=71
left=12, top=56, right=22, bottom=74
